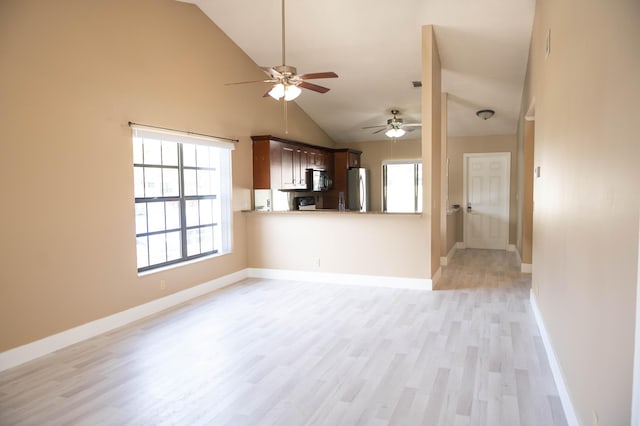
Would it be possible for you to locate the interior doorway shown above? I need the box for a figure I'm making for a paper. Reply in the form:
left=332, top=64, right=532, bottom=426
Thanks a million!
left=463, top=152, right=511, bottom=250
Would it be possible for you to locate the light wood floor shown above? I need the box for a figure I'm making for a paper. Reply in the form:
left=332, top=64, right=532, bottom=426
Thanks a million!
left=0, top=249, right=567, bottom=425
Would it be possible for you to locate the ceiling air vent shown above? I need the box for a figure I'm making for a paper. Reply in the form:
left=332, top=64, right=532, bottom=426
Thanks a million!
left=411, top=81, right=422, bottom=88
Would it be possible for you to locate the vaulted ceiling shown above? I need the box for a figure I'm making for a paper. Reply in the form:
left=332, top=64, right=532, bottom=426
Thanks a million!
left=183, top=0, right=536, bottom=143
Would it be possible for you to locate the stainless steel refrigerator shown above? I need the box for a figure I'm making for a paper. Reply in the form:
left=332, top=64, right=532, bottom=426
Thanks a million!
left=347, top=167, right=370, bottom=212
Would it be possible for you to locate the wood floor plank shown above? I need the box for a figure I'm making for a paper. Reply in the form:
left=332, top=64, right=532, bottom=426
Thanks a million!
left=0, top=249, right=567, bottom=425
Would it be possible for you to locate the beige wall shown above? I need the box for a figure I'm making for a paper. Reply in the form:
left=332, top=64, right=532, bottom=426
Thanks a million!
left=335, top=139, right=421, bottom=213
left=247, top=213, right=429, bottom=279
left=523, top=0, right=640, bottom=424
left=0, top=0, right=334, bottom=352
left=447, top=135, right=518, bottom=244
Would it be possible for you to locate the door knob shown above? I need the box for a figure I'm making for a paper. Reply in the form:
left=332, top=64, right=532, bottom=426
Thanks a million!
left=467, top=203, right=472, bottom=213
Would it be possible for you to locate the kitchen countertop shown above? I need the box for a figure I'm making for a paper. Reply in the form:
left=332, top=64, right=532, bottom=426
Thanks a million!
left=242, top=209, right=421, bottom=216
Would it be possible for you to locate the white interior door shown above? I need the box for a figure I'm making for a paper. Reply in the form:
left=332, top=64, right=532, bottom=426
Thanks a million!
left=464, top=152, right=511, bottom=249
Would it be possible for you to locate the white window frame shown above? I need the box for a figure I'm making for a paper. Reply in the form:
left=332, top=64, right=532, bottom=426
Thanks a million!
left=131, top=125, right=234, bottom=273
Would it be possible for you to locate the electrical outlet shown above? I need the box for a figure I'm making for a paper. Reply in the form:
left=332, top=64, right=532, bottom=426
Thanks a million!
left=160, top=279, right=166, bottom=290
left=312, top=257, right=320, bottom=268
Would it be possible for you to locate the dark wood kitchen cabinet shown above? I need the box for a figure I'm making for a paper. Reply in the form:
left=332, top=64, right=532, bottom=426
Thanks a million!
left=252, top=135, right=332, bottom=191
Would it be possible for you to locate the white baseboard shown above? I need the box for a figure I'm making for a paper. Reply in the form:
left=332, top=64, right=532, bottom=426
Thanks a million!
left=513, top=247, right=522, bottom=264
left=530, top=289, right=580, bottom=426
left=248, top=268, right=433, bottom=291
left=440, top=244, right=458, bottom=266
left=431, top=267, right=441, bottom=286
left=0, top=269, right=249, bottom=373
left=521, top=263, right=532, bottom=273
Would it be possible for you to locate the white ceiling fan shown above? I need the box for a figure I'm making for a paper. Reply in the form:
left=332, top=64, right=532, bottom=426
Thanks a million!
left=362, top=109, right=422, bottom=138
left=225, top=0, right=338, bottom=101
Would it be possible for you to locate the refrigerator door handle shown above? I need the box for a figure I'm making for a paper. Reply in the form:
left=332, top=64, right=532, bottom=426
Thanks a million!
left=360, top=176, right=365, bottom=211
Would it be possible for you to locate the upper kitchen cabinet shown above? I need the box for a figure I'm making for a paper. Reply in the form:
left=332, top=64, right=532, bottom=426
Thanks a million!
left=252, top=135, right=332, bottom=191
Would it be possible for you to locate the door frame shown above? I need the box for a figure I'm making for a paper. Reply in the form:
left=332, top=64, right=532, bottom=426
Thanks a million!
left=462, top=152, right=511, bottom=250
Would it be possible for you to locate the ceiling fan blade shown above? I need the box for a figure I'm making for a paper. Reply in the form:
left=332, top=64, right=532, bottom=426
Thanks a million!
left=298, top=81, right=330, bottom=94
left=405, top=127, right=418, bottom=132
left=261, top=66, right=282, bottom=78
left=373, top=127, right=388, bottom=134
left=225, top=79, right=276, bottom=86
left=361, top=124, right=386, bottom=130
left=403, top=123, right=422, bottom=128
left=298, top=72, right=338, bottom=80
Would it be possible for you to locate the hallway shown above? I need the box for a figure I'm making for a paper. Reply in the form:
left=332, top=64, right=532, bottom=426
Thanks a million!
left=436, top=248, right=528, bottom=290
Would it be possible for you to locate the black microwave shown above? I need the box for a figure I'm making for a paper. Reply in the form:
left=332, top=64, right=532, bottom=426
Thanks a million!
left=306, top=169, right=331, bottom=192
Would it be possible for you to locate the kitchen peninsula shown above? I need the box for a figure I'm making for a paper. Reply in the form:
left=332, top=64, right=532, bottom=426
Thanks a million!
left=247, top=135, right=427, bottom=280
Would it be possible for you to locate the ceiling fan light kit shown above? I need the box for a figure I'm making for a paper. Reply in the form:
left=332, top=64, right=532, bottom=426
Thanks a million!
left=476, top=109, right=495, bottom=120
left=385, top=127, right=406, bottom=138
left=268, top=83, right=301, bottom=101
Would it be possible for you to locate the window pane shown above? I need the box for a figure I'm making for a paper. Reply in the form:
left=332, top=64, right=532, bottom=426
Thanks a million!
left=197, top=170, right=211, bottom=195
left=135, top=203, right=147, bottom=234
left=186, top=200, right=199, bottom=227
left=166, top=231, right=181, bottom=261
left=183, top=144, right=196, bottom=167
left=209, top=148, right=220, bottom=168
left=144, top=167, right=162, bottom=198
left=184, top=169, right=197, bottom=196
left=147, top=202, right=165, bottom=232
left=200, top=226, right=213, bottom=253
left=386, top=163, right=417, bottom=213
left=199, top=199, right=213, bottom=225
left=162, top=141, right=178, bottom=166
left=165, top=201, right=180, bottom=230
left=210, top=168, right=219, bottom=194
left=196, top=145, right=210, bottom=168
left=136, top=236, right=149, bottom=268
left=148, top=233, right=167, bottom=265
left=133, top=137, right=143, bottom=164
left=213, top=223, right=222, bottom=253
left=187, top=228, right=200, bottom=256
left=143, top=139, right=162, bottom=165
left=212, top=198, right=221, bottom=224
left=134, top=167, right=145, bottom=198
left=162, top=168, right=179, bottom=196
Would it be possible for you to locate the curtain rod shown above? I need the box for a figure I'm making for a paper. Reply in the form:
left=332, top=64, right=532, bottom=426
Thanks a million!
left=127, top=121, right=239, bottom=143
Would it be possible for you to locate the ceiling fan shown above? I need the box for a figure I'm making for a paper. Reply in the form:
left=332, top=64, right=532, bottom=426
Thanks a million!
left=362, top=109, right=422, bottom=138
left=225, top=0, right=338, bottom=101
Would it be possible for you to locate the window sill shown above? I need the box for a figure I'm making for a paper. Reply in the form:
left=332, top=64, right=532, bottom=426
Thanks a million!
left=137, top=250, right=232, bottom=278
